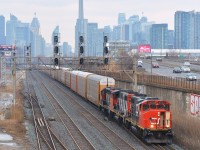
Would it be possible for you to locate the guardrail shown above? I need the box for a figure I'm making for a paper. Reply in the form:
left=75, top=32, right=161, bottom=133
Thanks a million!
left=91, top=70, right=200, bottom=94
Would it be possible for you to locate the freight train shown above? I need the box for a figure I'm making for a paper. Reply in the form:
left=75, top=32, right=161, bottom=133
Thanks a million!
left=39, top=66, right=173, bottom=144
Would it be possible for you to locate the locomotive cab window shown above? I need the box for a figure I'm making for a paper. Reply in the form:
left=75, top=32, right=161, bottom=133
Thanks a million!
left=164, top=104, right=170, bottom=111
left=149, top=102, right=156, bottom=109
left=157, top=104, right=164, bottom=109
left=143, top=104, right=149, bottom=111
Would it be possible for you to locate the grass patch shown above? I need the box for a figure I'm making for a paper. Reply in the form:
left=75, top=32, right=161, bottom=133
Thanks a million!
left=0, top=76, right=26, bottom=144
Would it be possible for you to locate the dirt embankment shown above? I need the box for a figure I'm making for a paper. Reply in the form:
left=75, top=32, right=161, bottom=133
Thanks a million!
left=0, top=78, right=30, bottom=149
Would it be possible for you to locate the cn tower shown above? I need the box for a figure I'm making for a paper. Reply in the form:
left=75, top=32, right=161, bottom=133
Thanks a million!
left=75, top=0, right=88, bottom=57
left=79, top=0, right=84, bottom=19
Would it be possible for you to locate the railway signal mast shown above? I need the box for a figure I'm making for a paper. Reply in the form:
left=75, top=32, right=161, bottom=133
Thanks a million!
left=79, top=35, right=85, bottom=66
left=24, top=44, right=31, bottom=70
left=53, top=32, right=60, bottom=69
left=103, top=35, right=109, bottom=65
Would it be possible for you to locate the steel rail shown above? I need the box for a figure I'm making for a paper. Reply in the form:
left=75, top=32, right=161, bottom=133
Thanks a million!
left=49, top=128, right=69, bottom=150
left=25, top=72, right=42, bottom=150
left=27, top=71, right=56, bottom=150
left=122, top=125, right=151, bottom=150
left=41, top=71, right=177, bottom=150
left=38, top=71, right=137, bottom=150
left=32, top=72, right=95, bottom=150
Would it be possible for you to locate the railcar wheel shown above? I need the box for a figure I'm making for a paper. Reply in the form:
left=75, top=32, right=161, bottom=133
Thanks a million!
left=125, top=121, right=131, bottom=129
left=99, top=105, right=102, bottom=111
left=104, top=109, right=109, bottom=117
left=143, top=129, right=148, bottom=138
left=118, top=117, right=123, bottom=125
left=109, top=111, right=114, bottom=120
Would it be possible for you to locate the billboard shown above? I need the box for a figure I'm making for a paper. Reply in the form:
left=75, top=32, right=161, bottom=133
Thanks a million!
left=0, top=45, right=15, bottom=51
left=138, top=44, right=151, bottom=53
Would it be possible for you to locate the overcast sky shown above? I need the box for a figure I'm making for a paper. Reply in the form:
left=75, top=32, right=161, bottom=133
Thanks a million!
left=1, top=0, right=200, bottom=49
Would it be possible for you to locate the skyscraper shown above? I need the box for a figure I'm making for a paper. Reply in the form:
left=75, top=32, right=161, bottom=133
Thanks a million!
left=174, top=11, right=200, bottom=49
left=122, top=24, right=129, bottom=41
left=0, top=15, right=6, bottom=44
left=62, top=42, right=72, bottom=57
left=141, top=21, right=155, bottom=44
left=174, top=11, right=191, bottom=49
left=6, top=14, right=19, bottom=45
left=131, top=21, right=142, bottom=44
left=118, top=13, right=126, bottom=25
left=128, top=15, right=139, bottom=23
left=195, top=12, right=200, bottom=49
left=75, top=0, right=88, bottom=57
left=87, top=23, right=98, bottom=56
left=52, top=26, right=59, bottom=44
left=16, top=23, right=30, bottom=45
left=95, top=28, right=104, bottom=56
left=30, top=15, right=45, bottom=57
left=150, top=24, right=168, bottom=49
left=127, top=15, right=139, bottom=42
left=31, top=15, right=40, bottom=34
left=112, top=25, right=121, bottom=41
left=168, top=30, right=174, bottom=49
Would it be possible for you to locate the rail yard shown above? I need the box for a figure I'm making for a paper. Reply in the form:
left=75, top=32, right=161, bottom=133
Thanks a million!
left=17, top=67, right=182, bottom=150
left=1, top=58, right=199, bottom=149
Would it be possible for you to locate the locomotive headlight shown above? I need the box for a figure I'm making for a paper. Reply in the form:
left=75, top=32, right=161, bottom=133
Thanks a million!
left=150, top=125, right=154, bottom=128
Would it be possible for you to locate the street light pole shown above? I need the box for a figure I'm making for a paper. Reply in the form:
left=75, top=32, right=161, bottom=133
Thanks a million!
left=132, top=47, right=138, bottom=92
left=12, top=44, right=16, bottom=106
left=161, top=27, right=163, bottom=57
left=13, top=55, right=16, bottom=105
left=151, top=51, right=152, bottom=76
left=134, top=55, right=138, bottom=92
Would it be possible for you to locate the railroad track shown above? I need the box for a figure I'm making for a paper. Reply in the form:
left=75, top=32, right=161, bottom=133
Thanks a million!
left=26, top=71, right=56, bottom=150
left=31, top=72, right=95, bottom=150
left=39, top=71, right=179, bottom=150
left=26, top=71, right=67, bottom=150
left=37, top=71, right=144, bottom=150
left=151, top=144, right=176, bottom=150
left=122, top=125, right=175, bottom=150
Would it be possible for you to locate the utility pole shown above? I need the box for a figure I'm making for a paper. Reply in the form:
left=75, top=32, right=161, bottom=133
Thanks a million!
left=151, top=52, right=152, bottom=76
left=161, top=27, right=163, bottom=57
left=133, top=54, right=138, bottom=92
left=13, top=45, right=16, bottom=106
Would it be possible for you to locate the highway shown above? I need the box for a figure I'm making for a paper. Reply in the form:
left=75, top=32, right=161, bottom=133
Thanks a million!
left=141, top=59, right=200, bottom=80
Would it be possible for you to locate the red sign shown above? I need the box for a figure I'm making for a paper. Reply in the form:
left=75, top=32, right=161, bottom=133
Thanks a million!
left=138, top=44, right=151, bottom=53
left=0, top=45, right=15, bottom=51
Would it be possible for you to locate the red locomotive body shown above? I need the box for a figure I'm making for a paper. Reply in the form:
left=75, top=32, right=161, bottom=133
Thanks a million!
left=100, top=87, right=173, bottom=144
left=131, top=98, right=173, bottom=143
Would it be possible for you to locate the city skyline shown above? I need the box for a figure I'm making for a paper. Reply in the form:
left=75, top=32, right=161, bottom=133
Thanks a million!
left=1, top=0, right=200, bottom=48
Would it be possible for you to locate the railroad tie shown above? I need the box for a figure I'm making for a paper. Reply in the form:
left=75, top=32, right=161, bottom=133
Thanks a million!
left=37, top=118, right=42, bottom=126
left=37, top=118, right=45, bottom=127
left=39, top=118, right=45, bottom=127
left=37, top=118, right=42, bottom=127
